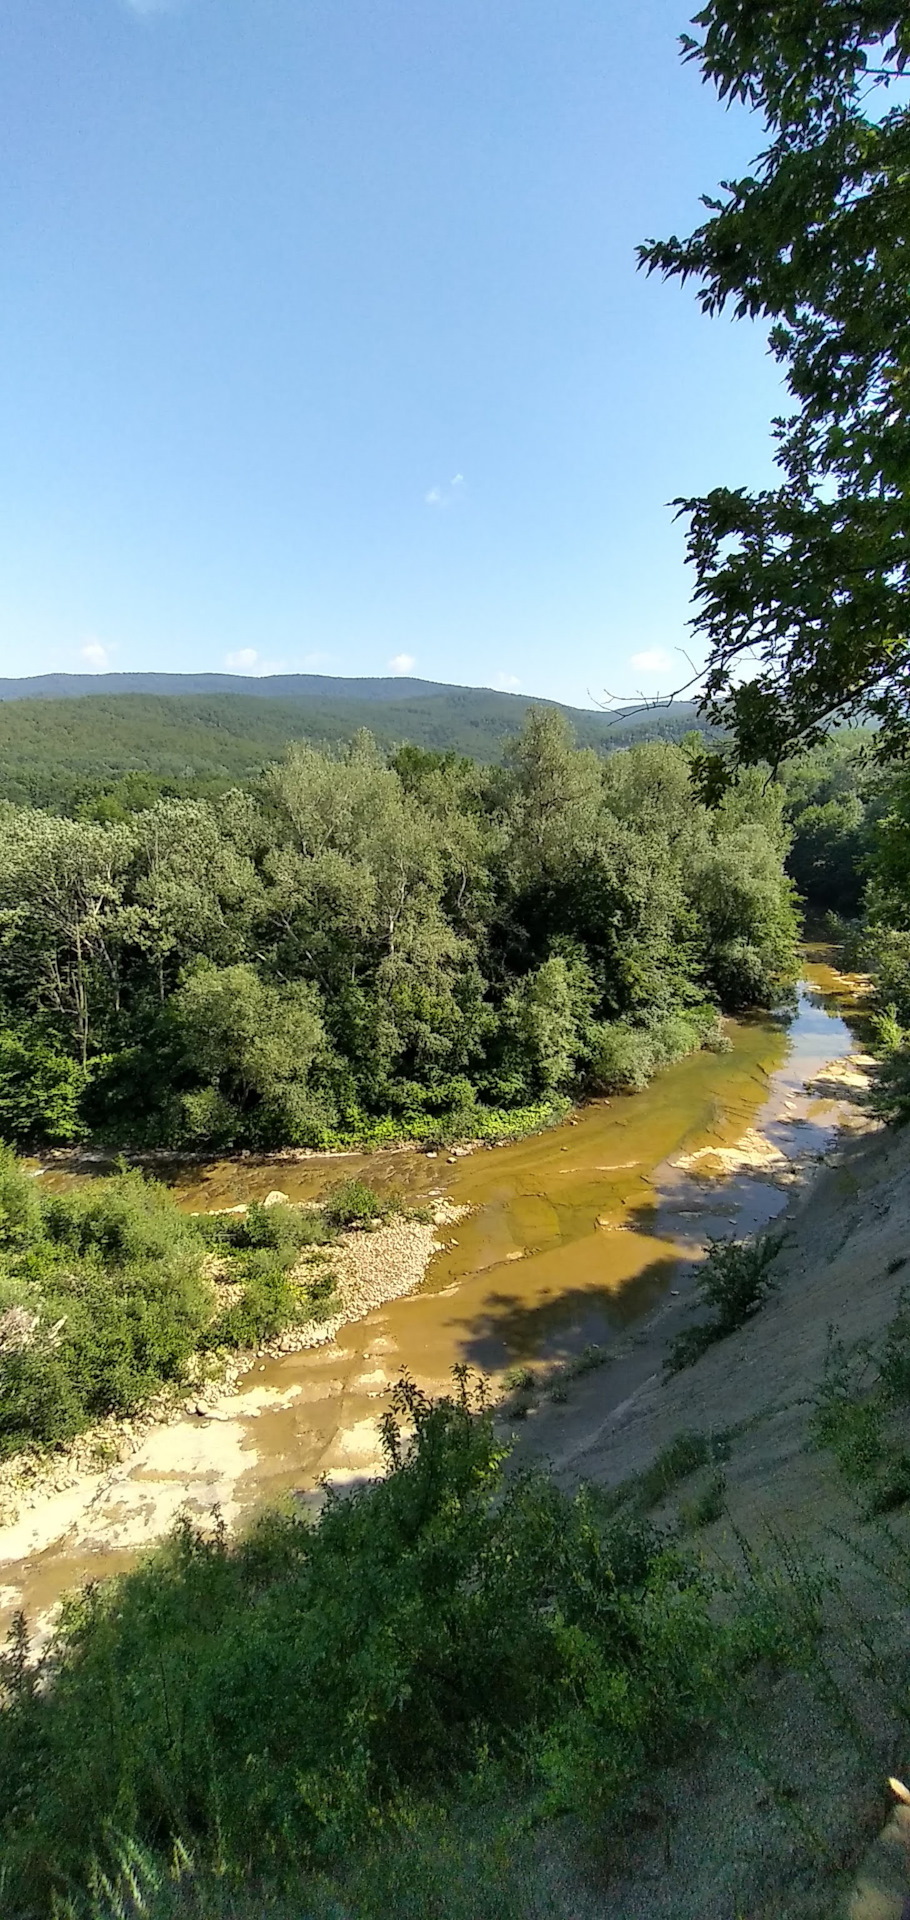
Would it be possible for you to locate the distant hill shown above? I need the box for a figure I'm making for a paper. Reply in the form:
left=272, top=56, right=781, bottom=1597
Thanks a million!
left=0, top=670, right=697, bottom=721
left=0, top=671, right=500, bottom=704
left=0, top=673, right=711, bottom=810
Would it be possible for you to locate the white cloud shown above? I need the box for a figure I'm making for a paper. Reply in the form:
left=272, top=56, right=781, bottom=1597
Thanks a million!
left=303, top=651, right=332, bottom=669
left=81, top=640, right=111, bottom=672
left=425, top=473, right=466, bottom=509
left=388, top=654, right=416, bottom=676
left=495, top=673, right=521, bottom=690
left=224, top=649, right=284, bottom=676
left=630, top=648, right=675, bottom=675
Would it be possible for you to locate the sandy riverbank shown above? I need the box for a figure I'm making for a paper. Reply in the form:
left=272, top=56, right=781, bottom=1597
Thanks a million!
left=0, top=1197, right=468, bottom=1544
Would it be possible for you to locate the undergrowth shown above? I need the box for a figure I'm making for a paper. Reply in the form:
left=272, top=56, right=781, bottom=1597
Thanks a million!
left=302, top=1098, right=571, bottom=1153
left=812, top=1292, right=910, bottom=1514
left=597, top=1426, right=733, bottom=1525
left=0, top=1371, right=818, bottom=1920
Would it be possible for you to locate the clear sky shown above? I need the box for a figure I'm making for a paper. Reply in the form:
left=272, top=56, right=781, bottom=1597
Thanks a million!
left=0, top=0, right=783, bottom=707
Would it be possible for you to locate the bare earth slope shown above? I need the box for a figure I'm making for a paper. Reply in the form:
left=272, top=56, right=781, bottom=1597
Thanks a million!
left=515, top=1115, right=910, bottom=1919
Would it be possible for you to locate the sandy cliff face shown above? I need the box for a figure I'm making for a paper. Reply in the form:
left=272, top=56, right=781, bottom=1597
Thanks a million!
left=511, top=1116, right=910, bottom=1919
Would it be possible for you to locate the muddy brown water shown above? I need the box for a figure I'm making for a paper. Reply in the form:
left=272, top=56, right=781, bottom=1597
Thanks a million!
left=0, top=949, right=868, bottom=1636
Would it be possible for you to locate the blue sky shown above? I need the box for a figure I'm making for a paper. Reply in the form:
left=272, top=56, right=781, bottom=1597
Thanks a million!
left=0, top=0, right=782, bottom=707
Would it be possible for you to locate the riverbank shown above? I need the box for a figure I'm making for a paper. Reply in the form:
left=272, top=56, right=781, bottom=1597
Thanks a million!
left=33, top=1096, right=569, bottom=1177
left=0, top=1196, right=467, bottom=1548
left=504, top=1055, right=910, bottom=1919
left=0, top=955, right=869, bottom=1645
left=498, top=1040, right=878, bottom=1433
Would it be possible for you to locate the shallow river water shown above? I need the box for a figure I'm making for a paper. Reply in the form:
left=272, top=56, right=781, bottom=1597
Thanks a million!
left=0, top=949, right=867, bottom=1634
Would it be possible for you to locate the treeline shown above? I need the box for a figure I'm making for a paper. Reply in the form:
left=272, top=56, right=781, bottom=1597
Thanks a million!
left=0, top=687, right=712, bottom=811
left=0, top=711, right=798, bottom=1150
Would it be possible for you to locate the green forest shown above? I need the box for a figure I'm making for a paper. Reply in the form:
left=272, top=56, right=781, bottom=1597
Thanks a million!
left=0, top=709, right=800, bottom=1152
left=0, top=684, right=708, bottom=811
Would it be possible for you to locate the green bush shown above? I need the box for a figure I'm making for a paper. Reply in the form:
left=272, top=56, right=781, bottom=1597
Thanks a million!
left=203, top=1252, right=304, bottom=1350
left=0, top=1251, right=213, bottom=1456
left=42, top=1171, right=200, bottom=1266
left=0, top=1148, right=45, bottom=1247
left=812, top=1304, right=910, bottom=1513
left=697, top=1233, right=783, bottom=1332
left=668, top=1234, right=783, bottom=1372
left=587, top=1022, right=656, bottom=1093
left=587, top=1006, right=720, bottom=1096
left=198, top=1200, right=330, bottom=1255
left=0, top=1032, right=88, bottom=1145
left=871, top=1043, right=910, bottom=1124
left=322, top=1178, right=390, bottom=1230
left=0, top=1373, right=792, bottom=1917
left=597, top=1428, right=732, bottom=1522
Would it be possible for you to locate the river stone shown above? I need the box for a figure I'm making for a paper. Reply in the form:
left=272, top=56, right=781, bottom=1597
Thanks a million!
left=262, top=1190, right=290, bottom=1208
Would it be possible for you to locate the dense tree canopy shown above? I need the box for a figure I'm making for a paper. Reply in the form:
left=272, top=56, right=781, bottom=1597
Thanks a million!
left=643, top=3, right=910, bottom=765
left=0, top=715, right=799, bottom=1149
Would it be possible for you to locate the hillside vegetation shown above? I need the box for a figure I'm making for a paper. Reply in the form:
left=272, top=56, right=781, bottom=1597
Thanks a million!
left=0, top=1364, right=845, bottom=1920
left=0, top=681, right=708, bottom=810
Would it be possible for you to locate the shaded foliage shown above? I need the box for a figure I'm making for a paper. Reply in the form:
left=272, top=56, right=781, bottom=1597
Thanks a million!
left=668, top=1232, right=784, bottom=1372
left=642, top=5, right=910, bottom=765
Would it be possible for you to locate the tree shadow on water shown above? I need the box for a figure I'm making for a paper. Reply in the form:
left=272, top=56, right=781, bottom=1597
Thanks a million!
left=448, top=1253, right=684, bottom=1373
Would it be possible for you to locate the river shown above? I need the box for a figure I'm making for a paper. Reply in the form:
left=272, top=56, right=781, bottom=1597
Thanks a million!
left=0, top=948, right=868, bottom=1637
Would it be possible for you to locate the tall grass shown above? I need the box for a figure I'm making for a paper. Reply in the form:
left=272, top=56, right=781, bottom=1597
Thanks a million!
left=812, top=1295, right=910, bottom=1514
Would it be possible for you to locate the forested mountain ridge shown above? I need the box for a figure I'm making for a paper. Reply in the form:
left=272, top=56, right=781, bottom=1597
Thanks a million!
left=0, top=679, right=708, bottom=810
left=0, top=668, right=700, bottom=717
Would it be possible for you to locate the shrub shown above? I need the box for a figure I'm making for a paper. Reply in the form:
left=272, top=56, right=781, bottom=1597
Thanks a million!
left=598, top=1428, right=731, bottom=1521
left=697, top=1233, right=783, bottom=1332
left=0, top=1033, right=88, bottom=1145
left=322, top=1178, right=390, bottom=1230
left=0, top=1251, right=213, bottom=1457
left=812, top=1304, right=910, bottom=1513
left=0, top=1164, right=341, bottom=1458
left=198, top=1200, right=330, bottom=1255
left=668, top=1234, right=782, bottom=1372
left=681, top=1471, right=727, bottom=1531
left=0, top=1147, right=44, bottom=1247
left=42, top=1171, right=199, bottom=1266
left=587, top=1006, right=721, bottom=1096
left=587, top=1022, right=655, bottom=1093
left=879, top=1291, right=910, bottom=1401
left=203, top=1252, right=304, bottom=1350
left=871, top=1043, right=910, bottom=1124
